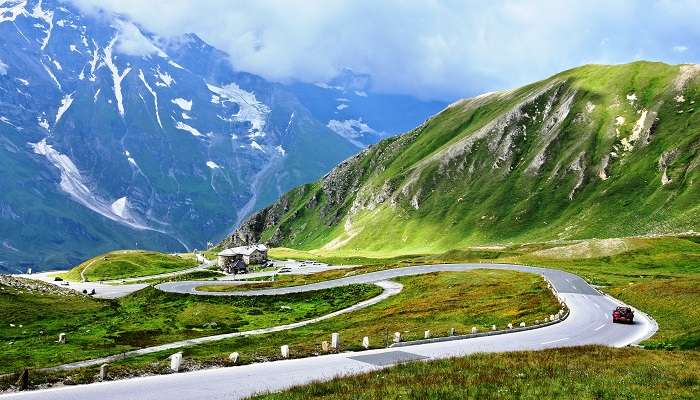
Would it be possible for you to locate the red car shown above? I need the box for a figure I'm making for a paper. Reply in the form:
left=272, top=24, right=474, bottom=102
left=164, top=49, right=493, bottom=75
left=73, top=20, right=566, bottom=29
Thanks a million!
left=612, top=307, right=634, bottom=324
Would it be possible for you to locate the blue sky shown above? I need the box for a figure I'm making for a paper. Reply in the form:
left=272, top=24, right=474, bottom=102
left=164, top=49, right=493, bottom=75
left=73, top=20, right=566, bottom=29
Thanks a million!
left=70, top=0, right=700, bottom=101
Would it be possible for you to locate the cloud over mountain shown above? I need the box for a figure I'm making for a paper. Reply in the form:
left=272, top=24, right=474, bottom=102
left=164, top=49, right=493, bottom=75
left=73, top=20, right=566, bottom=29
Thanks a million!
left=68, top=0, right=700, bottom=101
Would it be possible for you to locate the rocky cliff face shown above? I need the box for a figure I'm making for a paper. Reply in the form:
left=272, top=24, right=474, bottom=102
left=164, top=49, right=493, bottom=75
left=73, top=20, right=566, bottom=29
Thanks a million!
left=223, top=62, right=700, bottom=253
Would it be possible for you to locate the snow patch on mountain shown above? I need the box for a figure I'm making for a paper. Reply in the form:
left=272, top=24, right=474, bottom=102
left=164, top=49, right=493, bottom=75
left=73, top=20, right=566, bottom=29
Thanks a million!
left=206, top=161, right=221, bottom=169
left=327, top=118, right=378, bottom=147
left=284, top=111, right=295, bottom=134
left=37, top=115, right=49, bottom=130
left=336, top=103, right=348, bottom=110
left=0, top=58, right=7, bottom=75
left=168, top=60, right=184, bottom=70
left=0, top=0, right=28, bottom=24
left=206, top=82, right=270, bottom=137
left=30, top=0, right=54, bottom=51
left=138, top=69, right=162, bottom=128
left=52, top=59, right=62, bottom=70
left=124, top=150, right=138, bottom=166
left=314, top=82, right=343, bottom=90
left=175, top=121, right=202, bottom=137
left=154, top=66, right=174, bottom=87
left=251, top=141, right=264, bottom=152
left=41, top=61, right=61, bottom=90
left=30, top=139, right=147, bottom=229
left=103, top=37, right=131, bottom=116
left=0, top=116, right=18, bottom=129
left=110, top=196, right=128, bottom=219
left=55, top=92, right=73, bottom=124
left=171, top=98, right=192, bottom=111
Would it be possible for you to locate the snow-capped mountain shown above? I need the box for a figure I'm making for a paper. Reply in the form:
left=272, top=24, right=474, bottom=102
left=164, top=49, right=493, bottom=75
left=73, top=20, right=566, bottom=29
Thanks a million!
left=0, top=0, right=446, bottom=272
left=289, top=69, right=446, bottom=147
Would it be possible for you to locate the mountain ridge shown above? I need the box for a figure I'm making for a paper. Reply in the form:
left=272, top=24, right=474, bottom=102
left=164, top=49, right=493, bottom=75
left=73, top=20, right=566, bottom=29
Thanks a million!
left=0, top=0, right=445, bottom=271
left=222, top=61, right=700, bottom=255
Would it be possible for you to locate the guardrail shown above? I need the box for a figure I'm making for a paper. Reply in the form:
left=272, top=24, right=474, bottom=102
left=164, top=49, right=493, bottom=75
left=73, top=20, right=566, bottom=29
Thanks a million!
left=391, top=274, right=569, bottom=348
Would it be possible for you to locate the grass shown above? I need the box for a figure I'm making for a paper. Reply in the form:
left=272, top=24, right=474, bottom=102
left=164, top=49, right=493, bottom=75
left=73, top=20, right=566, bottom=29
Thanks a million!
left=128, top=269, right=226, bottom=285
left=3, top=235, right=698, bottom=392
left=0, top=269, right=560, bottom=389
left=502, top=236, right=700, bottom=349
left=0, top=280, right=380, bottom=374
left=270, top=236, right=700, bottom=350
left=252, top=346, right=700, bottom=400
left=239, top=62, right=700, bottom=258
left=101, top=272, right=554, bottom=374
left=609, top=278, right=700, bottom=350
left=196, top=265, right=397, bottom=292
left=269, top=248, right=419, bottom=266
left=59, top=251, right=198, bottom=282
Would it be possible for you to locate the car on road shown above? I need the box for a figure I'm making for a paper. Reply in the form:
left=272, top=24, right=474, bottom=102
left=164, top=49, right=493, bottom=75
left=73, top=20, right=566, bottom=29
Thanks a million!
left=612, top=306, right=634, bottom=324
left=277, top=267, right=293, bottom=273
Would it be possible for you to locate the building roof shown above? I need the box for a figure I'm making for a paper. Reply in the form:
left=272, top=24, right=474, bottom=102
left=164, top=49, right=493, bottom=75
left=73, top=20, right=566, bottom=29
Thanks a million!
left=218, top=244, right=268, bottom=257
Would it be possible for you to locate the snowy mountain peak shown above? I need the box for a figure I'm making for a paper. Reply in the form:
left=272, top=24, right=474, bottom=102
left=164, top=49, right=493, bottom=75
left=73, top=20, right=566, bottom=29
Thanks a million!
left=0, top=0, right=445, bottom=272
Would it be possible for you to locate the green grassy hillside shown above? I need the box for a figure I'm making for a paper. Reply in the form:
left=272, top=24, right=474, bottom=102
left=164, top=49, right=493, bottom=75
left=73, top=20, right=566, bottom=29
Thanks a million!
left=60, top=251, right=197, bottom=282
left=222, top=62, right=700, bottom=257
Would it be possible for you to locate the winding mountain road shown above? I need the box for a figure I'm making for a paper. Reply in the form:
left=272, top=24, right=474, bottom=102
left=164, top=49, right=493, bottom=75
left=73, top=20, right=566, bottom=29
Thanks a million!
left=2, top=263, right=657, bottom=400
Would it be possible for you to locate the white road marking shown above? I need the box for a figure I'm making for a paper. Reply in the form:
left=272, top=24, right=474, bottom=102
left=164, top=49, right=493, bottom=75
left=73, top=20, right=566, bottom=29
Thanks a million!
left=594, top=303, right=600, bottom=309
left=571, top=285, right=577, bottom=290
left=541, top=337, right=569, bottom=345
left=594, top=324, right=606, bottom=331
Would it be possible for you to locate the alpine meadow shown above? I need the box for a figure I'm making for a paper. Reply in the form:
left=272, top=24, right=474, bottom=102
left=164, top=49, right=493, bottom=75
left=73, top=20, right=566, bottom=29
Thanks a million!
left=1, top=1, right=699, bottom=399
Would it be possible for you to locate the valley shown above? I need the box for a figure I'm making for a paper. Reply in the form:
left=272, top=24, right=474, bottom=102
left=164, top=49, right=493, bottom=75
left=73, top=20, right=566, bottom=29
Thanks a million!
left=1, top=235, right=697, bottom=398
left=0, top=0, right=445, bottom=272
left=0, top=2, right=699, bottom=397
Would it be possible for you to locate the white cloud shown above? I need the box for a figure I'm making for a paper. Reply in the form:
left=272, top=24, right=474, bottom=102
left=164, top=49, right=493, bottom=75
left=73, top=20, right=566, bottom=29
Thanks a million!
left=68, top=0, right=700, bottom=101
left=113, top=19, right=166, bottom=57
left=673, top=45, right=688, bottom=53
left=0, top=58, right=7, bottom=75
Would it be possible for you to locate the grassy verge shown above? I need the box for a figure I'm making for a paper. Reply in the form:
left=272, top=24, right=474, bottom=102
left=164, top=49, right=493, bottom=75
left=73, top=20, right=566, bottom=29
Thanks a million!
left=252, top=346, right=700, bottom=399
left=269, top=248, right=421, bottom=266
left=270, top=236, right=700, bottom=350
left=59, top=251, right=198, bottom=282
left=196, top=265, right=394, bottom=292
left=0, top=278, right=380, bottom=374
left=5, top=269, right=559, bottom=390
left=129, top=270, right=226, bottom=285
left=608, top=278, right=700, bottom=350
left=502, top=237, right=700, bottom=349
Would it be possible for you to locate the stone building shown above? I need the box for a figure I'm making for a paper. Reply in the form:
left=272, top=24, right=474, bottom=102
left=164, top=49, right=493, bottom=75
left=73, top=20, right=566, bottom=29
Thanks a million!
left=217, top=244, right=268, bottom=274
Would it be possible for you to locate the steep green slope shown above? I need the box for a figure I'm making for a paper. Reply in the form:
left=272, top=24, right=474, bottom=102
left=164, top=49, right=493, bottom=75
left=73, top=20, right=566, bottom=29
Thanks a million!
left=222, top=62, right=700, bottom=256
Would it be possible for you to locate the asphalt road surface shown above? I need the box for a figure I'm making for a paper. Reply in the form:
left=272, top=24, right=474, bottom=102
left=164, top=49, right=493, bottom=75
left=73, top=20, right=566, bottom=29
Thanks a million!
left=2, top=263, right=657, bottom=400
